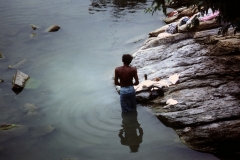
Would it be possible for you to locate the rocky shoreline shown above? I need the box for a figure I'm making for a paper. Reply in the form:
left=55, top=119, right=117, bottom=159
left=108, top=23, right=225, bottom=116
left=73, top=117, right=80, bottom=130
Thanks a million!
left=129, top=6, right=240, bottom=155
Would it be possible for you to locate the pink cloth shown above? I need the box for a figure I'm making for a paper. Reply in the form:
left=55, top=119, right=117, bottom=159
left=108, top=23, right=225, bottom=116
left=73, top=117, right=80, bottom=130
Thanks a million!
left=167, top=11, right=178, bottom=17
left=199, top=11, right=219, bottom=22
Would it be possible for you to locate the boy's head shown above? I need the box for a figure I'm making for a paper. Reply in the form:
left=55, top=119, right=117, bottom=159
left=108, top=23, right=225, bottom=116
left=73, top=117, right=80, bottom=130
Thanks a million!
left=122, top=54, right=133, bottom=65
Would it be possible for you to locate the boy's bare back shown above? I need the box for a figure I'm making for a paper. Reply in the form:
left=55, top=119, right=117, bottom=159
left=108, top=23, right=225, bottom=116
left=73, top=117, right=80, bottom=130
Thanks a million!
left=115, top=65, right=139, bottom=87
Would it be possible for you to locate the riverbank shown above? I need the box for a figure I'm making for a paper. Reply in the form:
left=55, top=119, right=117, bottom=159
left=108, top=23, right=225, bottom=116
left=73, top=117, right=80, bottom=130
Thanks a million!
left=130, top=6, right=240, bottom=157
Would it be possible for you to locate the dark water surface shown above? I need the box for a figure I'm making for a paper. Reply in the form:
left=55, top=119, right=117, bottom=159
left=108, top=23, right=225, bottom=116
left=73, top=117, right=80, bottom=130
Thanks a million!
left=0, top=0, right=218, bottom=159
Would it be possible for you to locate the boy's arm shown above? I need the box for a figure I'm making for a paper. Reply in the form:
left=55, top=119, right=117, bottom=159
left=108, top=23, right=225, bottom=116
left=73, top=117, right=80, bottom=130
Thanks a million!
left=133, top=68, right=139, bottom=86
left=114, top=69, right=121, bottom=86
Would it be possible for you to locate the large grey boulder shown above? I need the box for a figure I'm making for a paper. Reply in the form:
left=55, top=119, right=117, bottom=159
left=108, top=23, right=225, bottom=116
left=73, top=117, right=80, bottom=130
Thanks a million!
left=131, top=28, right=240, bottom=153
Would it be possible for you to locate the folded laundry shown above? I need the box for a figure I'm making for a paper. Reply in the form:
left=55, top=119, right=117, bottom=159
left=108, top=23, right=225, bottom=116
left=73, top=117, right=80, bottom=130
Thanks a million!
left=166, top=22, right=178, bottom=34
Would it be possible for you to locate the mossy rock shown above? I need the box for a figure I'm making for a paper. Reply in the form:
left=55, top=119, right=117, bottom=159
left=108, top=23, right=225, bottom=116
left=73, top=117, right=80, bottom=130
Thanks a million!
left=0, top=124, right=17, bottom=130
left=0, top=52, right=3, bottom=58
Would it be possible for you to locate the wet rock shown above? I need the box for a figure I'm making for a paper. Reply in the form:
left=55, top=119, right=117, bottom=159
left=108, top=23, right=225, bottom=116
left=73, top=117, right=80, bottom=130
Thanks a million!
left=0, top=124, right=17, bottom=130
left=91, top=2, right=101, bottom=8
left=29, top=24, right=37, bottom=30
left=131, top=26, right=240, bottom=153
left=22, top=103, right=38, bottom=112
left=48, top=25, right=60, bottom=32
left=30, top=32, right=37, bottom=38
left=0, top=52, right=4, bottom=58
left=12, top=70, right=29, bottom=94
left=20, top=103, right=42, bottom=120
left=136, top=91, right=151, bottom=101
left=23, top=110, right=41, bottom=119
left=0, top=124, right=28, bottom=143
left=176, top=120, right=240, bottom=152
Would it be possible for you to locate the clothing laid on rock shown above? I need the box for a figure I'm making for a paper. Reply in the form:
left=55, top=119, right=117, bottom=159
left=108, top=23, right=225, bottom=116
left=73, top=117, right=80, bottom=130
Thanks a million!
left=167, top=10, right=178, bottom=17
left=186, top=13, right=201, bottom=29
left=120, top=86, right=136, bottom=112
left=166, top=22, right=178, bottom=34
left=199, top=11, right=219, bottom=22
left=150, top=86, right=164, bottom=97
left=179, top=16, right=189, bottom=26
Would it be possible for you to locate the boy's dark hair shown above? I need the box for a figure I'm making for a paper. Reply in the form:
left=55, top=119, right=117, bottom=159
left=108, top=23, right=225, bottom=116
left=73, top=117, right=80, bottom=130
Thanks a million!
left=122, top=54, right=133, bottom=65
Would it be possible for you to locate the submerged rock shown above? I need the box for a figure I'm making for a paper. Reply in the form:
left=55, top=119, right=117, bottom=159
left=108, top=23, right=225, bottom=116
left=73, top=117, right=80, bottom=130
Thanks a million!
left=0, top=124, right=17, bottom=130
left=22, top=103, right=38, bottom=112
left=0, top=52, right=4, bottom=58
left=25, top=78, right=42, bottom=89
left=0, top=124, right=28, bottom=143
left=29, top=125, right=54, bottom=137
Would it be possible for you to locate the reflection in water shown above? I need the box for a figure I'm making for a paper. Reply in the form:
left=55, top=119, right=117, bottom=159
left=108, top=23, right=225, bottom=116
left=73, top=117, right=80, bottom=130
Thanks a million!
left=119, top=111, right=143, bottom=152
left=90, top=0, right=147, bottom=18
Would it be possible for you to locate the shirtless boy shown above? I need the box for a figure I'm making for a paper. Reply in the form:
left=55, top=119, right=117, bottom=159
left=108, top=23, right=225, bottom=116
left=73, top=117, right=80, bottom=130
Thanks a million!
left=115, top=54, right=139, bottom=112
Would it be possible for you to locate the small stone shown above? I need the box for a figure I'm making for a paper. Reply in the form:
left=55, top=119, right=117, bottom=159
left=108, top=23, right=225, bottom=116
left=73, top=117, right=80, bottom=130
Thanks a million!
left=48, top=25, right=60, bottom=32
left=183, top=127, right=192, bottom=133
left=30, top=24, right=37, bottom=30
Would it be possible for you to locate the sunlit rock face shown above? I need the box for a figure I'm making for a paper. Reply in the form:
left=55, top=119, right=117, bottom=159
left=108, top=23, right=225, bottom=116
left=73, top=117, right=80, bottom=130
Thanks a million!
left=131, top=28, right=240, bottom=153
